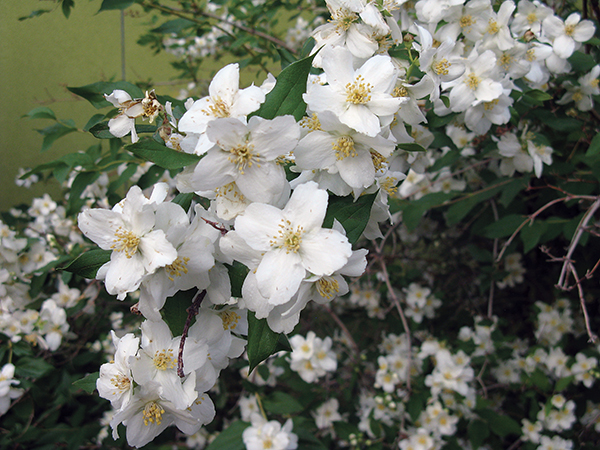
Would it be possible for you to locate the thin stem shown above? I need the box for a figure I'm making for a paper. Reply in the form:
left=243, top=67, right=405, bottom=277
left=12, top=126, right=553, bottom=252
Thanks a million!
left=488, top=200, right=499, bottom=318
left=567, top=263, right=597, bottom=343
left=177, top=290, right=206, bottom=378
left=323, top=305, right=360, bottom=361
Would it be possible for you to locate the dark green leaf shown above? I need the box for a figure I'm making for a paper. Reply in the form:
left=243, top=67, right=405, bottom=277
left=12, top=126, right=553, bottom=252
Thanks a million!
left=397, top=143, right=427, bottom=152
left=400, top=192, right=455, bottom=231
left=16, top=357, right=54, bottom=379
left=482, top=214, right=524, bottom=239
left=36, top=122, right=77, bottom=153
left=585, top=133, right=600, bottom=158
left=61, top=0, right=74, bottom=18
left=23, top=106, right=57, bottom=121
left=205, top=421, right=250, bottom=450
left=568, top=51, right=598, bottom=72
left=68, top=81, right=144, bottom=109
left=62, top=249, right=111, bottom=279
left=468, top=419, right=490, bottom=450
left=247, top=312, right=288, bottom=373
left=528, top=367, right=551, bottom=391
left=323, top=193, right=376, bottom=244
left=171, top=193, right=194, bottom=212
left=520, top=220, right=548, bottom=253
left=251, top=53, right=316, bottom=121
left=225, top=261, right=249, bottom=298
left=440, top=95, right=450, bottom=108
left=499, top=177, right=528, bottom=208
left=125, top=138, right=200, bottom=169
left=99, top=0, right=135, bottom=11
left=108, top=164, right=137, bottom=194
left=18, top=9, right=52, bottom=21
left=523, top=89, right=552, bottom=103
left=162, top=290, right=198, bottom=337
left=138, top=165, right=167, bottom=190
left=263, top=392, right=304, bottom=414
left=151, top=18, right=196, bottom=34
left=554, top=375, right=574, bottom=392
left=72, top=373, right=99, bottom=394
left=477, top=409, right=521, bottom=437
left=68, top=171, right=101, bottom=216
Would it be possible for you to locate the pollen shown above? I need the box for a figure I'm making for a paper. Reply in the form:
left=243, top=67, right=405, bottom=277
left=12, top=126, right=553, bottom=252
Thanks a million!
left=110, top=374, right=131, bottom=392
left=345, top=75, right=373, bottom=105
left=434, top=59, right=450, bottom=76
left=590, top=79, right=599, bottom=88
left=165, top=257, right=190, bottom=281
left=204, top=97, right=230, bottom=118
left=299, top=113, right=322, bottom=131
left=526, top=48, right=536, bottom=62
left=111, top=227, right=140, bottom=259
left=143, top=401, right=165, bottom=426
left=380, top=177, right=398, bottom=195
left=332, top=136, right=357, bottom=160
left=484, top=99, right=499, bottom=110
left=270, top=219, right=303, bottom=253
left=465, top=73, right=481, bottom=90
left=220, top=310, right=241, bottom=331
left=572, top=91, right=583, bottom=102
left=393, top=86, right=408, bottom=97
left=153, top=349, right=177, bottom=371
left=499, top=53, right=512, bottom=70
left=487, top=19, right=500, bottom=34
left=564, top=24, right=575, bottom=36
left=460, top=15, right=475, bottom=29
left=316, top=277, right=340, bottom=299
left=370, top=150, right=386, bottom=171
left=330, top=8, right=358, bottom=32
left=228, top=142, right=259, bottom=174
left=141, top=91, right=162, bottom=123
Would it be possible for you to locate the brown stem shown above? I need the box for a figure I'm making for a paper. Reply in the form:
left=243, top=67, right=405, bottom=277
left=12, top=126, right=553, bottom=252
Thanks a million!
left=177, top=290, right=206, bottom=377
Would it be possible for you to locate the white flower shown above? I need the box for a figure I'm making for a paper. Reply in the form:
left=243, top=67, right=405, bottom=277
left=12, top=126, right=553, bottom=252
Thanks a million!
left=77, top=185, right=177, bottom=300
left=0, top=363, right=21, bottom=416
left=221, top=181, right=352, bottom=306
left=97, top=332, right=139, bottom=410
left=243, top=414, right=298, bottom=450
left=104, top=90, right=162, bottom=143
left=304, top=47, right=403, bottom=137
left=542, top=13, right=595, bottom=59
left=313, top=398, right=342, bottom=430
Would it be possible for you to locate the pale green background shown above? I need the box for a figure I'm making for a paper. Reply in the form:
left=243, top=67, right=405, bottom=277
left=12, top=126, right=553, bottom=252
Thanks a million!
left=0, top=1, right=184, bottom=211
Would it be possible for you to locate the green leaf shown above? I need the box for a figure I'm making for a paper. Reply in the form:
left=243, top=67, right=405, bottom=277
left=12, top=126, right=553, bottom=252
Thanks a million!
left=72, top=373, right=99, bottom=394
left=36, top=122, right=77, bottom=153
left=585, top=133, right=600, bottom=158
left=23, top=106, right=57, bottom=121
left=125, top=138, right=201, bottom=169
left=400, top=192, right=455, bottom=231
left=226, top=261, right=249, bottom=298
left=499, top=177, right=528, bottom=208
left=481, top=214, right=524, bottom=239
left=151, top=18, right=196, bottom=34
left=554, top=375, right=574, bottom=392
left=68, top=81, right=144, bottom=109
left=520, top=220, right=548, bottom=253
left=251, top=53, right=316, bottom=121
left=206, top=421, right=250, bottom=450
left=172, top=193, right=195, bottom=212
left=16, top=357, right=54, bottom=379
left=522, top=89, right=552, bottom=105
left=446, top=179, right=516, bottom=226
left=397, top=142, right=427, bottom=152
left=568, top=51, right=598, bottom=72
left=263, top=392, right=304, bottom=414
left=477, top=409, right=521, bottom=437
left=62, top=249, right=111, bottom=279
left=61, top=0, right=75, bottom=18
left=99, top=0, right=135, bottom=11
left=18, top=9, right=52, bottom=21
left=162, top=290, right=198, bottom=337
left=468, top=419, right=490, bottom=450
left=88, top=122, right=115, bottom=139
left=323, top=193, right=377, bottom=244
left=247, top=312, right=288, bottom=373
left=68, top=171, right=101, bottom=216
left=528, top=367, right=551, bottom=392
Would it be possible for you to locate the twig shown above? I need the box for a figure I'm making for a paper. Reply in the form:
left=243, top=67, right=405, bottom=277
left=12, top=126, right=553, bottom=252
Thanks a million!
left=557, top=197, right=600, bottom=289
left=323, top=305, right=360, bottom=361
left=566, top=262, right=597, bottom=343
left=177, top=290, right=206, bottom=377
left=488, top=200, right=499, bottom=318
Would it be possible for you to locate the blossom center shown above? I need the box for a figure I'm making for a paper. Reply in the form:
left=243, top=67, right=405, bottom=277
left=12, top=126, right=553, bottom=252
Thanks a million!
left=380, top=177, right=398, bottom=195
left=111, top=374, right=131, bottom=392
left=499, top=53, right=513, bottom=70
left=228, top=142, right=259, bottom=174
left=460, top=15, right=475, bottom=29
left=143, top=402, right=165, bottom=426
left=345, top=75, right=373, bottom=105
left=393, top=86, right=408, bottom=97
left=434, top=59, right=450, bottom=76
left=465, top=73, right=481, bottom=90
left=484, top=99, right=499, bottom=110
left=331, top=8, right=358, bottom=32
left=300, top=113, right=322, bottom=131
left=204, top=97, right=230, bottom=118
left=111, top=227, right=140, bottom=259
left=165, top=257, right=190, bottom=281
left=487, top=19, right=500, bottom=34
left=333, top=136, right=357, bottom=160
left=527, top=12, right=537, bottom=24
left=564, top=24, right=575, bottom=36
left=220, top=310, right=241, bottom=330
left=153, top=349, right=177, bottom=370
left=271, top=219, right=304, bottom=253
left=370, top=150, right=386, bottom=171
left=262, top=438, right=274, bottom=449
left=317, top=277, right=340, bottom=299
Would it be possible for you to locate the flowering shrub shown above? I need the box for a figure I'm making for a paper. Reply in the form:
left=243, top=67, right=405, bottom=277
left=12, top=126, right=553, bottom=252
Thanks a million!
left=3, top=0, right=600, bottom=449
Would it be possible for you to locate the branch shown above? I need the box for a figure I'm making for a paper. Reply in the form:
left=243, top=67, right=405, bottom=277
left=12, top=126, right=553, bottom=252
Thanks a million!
left=177, top=290, right=206, bottom=377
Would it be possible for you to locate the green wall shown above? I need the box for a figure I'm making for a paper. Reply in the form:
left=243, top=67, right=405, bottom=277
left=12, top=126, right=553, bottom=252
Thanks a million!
left=0, top=1, right=182, bottom=211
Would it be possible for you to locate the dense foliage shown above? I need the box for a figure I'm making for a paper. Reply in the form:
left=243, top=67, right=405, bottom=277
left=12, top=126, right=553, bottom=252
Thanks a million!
left=3, top=0, right=600, bottom=449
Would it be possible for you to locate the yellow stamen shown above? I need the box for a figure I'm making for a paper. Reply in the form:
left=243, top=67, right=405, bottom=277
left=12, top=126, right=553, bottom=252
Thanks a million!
left=143, top=402, right=165, bottom=426
left=153, top=349, right=177, bottom=371
left=345, top=75, right=372, bottom=105
left=332, top=136, right=357, bottom=160
left=111, top=227, right=140, bottom=259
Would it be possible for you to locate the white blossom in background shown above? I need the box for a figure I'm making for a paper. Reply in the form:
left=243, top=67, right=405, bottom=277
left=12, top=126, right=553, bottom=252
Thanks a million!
left=242, top=414, right=298, bottom=450
left=289, top=331, right=337, bottom=383
left=0, top=363, right=22, bottom=416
